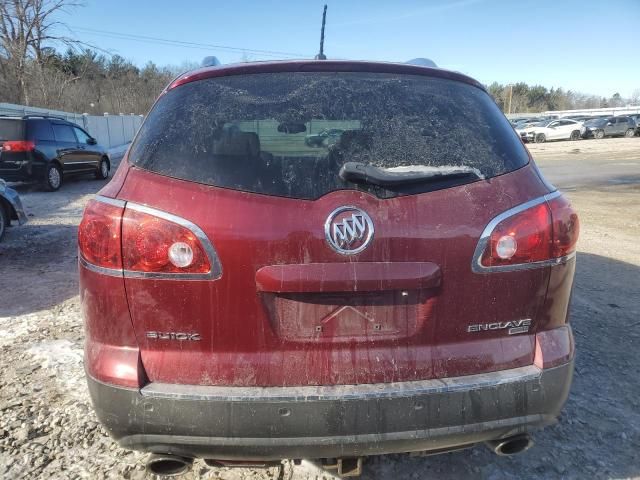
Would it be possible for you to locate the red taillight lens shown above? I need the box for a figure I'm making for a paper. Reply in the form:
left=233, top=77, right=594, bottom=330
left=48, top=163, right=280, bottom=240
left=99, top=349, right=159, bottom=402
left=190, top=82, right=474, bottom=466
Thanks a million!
left=479, top=194, right=579, bottom=269
left=122, top=208, right=210, bottom=274
left=78, top=200, right=123, bottom=269
left=548, top=195, right=580, bottom=257
left=79, top=198, right=217, bottom=277
left=482, top=203, right=552, bottom=267
left=2, top=140, right=35, bottom=152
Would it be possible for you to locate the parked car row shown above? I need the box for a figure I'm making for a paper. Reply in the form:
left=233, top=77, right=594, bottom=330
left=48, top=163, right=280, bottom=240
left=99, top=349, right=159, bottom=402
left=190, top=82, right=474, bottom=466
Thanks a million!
left=513, top=115, right=638, bottom=143
left=0, top=114, right=110, bottom=241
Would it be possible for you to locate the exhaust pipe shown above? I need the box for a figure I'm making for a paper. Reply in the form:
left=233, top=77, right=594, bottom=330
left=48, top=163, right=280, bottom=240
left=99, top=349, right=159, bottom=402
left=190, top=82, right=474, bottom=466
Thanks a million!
left=487, top=434, right=533, bottom=456
left=146, top=454, right=193, bottom=477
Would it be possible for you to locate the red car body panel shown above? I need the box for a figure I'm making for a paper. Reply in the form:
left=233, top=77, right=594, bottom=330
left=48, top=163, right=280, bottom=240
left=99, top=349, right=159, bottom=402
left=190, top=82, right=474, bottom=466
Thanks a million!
left=81, top=267, right=145, bottom=388
left=80, top=160, right=571, bottom=387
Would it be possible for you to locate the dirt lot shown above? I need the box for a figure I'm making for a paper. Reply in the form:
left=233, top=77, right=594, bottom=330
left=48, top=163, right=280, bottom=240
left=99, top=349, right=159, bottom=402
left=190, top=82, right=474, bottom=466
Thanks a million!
left=1, top=137, right=639, bottom=479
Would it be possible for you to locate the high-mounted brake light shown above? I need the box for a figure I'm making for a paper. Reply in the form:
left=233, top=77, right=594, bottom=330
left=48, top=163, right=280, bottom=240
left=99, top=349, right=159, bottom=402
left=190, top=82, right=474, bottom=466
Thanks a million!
left=473, top=192, right=579, bottom=273
left=1, top=140, right=35, bottom=152
left=78, top=196, right=221, bottom=279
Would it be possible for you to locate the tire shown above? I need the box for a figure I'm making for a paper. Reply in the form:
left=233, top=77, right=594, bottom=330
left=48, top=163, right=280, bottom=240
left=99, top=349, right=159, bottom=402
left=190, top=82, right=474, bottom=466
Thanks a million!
left=624, top=129, right=635, bottom=138
left=570, top=130, right=580, bottom=141
left=535, top=133, right=546, bottom=143
left=0, top=204, right=7, bottom=242
left=44, top=163, right=63, bottom=191
left=594, top=130, right=605, bottom=139
left=95, top=157, right=110, bottom=179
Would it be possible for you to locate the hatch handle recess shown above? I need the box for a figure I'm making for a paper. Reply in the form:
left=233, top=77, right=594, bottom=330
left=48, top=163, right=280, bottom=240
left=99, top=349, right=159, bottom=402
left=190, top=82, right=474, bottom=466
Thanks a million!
left=255, top=262, right=441, bottom=293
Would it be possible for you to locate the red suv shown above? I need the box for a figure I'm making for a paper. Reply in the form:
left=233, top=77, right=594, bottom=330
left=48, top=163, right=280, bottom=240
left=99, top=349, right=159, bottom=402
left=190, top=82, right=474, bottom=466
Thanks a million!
left=79, top=61, right=579, bottom=477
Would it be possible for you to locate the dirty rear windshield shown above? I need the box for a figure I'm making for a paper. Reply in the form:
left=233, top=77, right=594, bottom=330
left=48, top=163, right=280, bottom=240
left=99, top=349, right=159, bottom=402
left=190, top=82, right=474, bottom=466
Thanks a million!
left=128, top=72, right=529, bottom=199
left=0, top=119, right=24, bottom=141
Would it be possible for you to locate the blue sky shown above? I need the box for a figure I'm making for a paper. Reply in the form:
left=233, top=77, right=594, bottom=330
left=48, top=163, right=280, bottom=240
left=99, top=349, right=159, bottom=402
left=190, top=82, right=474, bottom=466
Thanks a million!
left=63, top=0, right=639, bottom=97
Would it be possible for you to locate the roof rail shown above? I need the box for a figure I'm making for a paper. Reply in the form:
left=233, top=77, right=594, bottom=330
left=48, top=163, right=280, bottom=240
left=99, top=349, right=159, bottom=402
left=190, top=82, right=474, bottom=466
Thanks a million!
left=21, top=114, right=68, bottom=121
left=0, top=114, right=71, bottom=121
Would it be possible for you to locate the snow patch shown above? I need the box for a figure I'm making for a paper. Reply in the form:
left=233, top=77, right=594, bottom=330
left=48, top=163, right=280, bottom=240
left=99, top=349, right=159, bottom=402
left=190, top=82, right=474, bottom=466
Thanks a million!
left=27, top=340, right=86, bottom=397
left=0, top=314, right=43, bottom=346
left=27, top=340, right=83, bottom=369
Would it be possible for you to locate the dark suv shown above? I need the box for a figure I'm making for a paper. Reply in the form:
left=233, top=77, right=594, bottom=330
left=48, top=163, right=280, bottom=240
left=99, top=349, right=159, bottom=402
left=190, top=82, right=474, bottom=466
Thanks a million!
left=0, top=115, right=110, bottom=191
left=582, top=116, right=637, bottom=139
left=80, top=61, right=579, bottom=477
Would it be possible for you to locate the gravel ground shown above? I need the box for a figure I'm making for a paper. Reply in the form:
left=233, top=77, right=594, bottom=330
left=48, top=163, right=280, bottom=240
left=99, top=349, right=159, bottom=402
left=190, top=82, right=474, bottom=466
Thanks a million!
left=1, top=138, right=639, bottom=479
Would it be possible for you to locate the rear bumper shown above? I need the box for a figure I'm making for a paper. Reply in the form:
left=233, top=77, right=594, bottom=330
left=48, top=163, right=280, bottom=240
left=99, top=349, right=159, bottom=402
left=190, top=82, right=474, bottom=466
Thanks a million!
left=87, top=359, right=574, bottom=460
left=0, top=169, right=29, bottom=182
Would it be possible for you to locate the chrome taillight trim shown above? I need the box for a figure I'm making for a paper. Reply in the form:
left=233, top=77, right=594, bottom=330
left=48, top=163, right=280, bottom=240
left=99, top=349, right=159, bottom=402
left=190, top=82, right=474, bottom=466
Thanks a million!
left=80, top=195, right=222, bottom=281
left=94, top=195, right=126, bottom=208
left=123, top=202, right=222, bottom=280
left=471, top=191, right=574, bottom=273
left=79, top=256, right=123, bottom=278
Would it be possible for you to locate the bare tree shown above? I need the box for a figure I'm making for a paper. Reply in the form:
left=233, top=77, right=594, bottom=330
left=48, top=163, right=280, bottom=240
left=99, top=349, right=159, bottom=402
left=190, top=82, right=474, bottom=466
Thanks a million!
left=0, top=0, right=84, bottom=105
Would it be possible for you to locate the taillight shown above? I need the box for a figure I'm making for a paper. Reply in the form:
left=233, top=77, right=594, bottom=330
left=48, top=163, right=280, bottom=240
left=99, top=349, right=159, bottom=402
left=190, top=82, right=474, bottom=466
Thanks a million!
left=122, top=207, right=210, bottom=274
left=473, top=192, right=579, bottom=272
left=548, top=195, right=580, bottom=257
left=78, top=199, right=124, bottom=269
left=481, top=203, right=552, bottom=267
left=79, top=196, right=221, bottom=279
left=1, top=140, right=35, bottom=152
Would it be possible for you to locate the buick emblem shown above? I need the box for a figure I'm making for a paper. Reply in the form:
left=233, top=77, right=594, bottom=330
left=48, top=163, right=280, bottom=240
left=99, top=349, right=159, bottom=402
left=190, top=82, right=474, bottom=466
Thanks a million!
left=324, top=206, right=374, bottom=255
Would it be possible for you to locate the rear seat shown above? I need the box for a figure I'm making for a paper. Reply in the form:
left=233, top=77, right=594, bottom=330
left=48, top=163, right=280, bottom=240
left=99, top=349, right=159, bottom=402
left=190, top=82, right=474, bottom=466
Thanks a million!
left=205, top=129, right=282, bottom=192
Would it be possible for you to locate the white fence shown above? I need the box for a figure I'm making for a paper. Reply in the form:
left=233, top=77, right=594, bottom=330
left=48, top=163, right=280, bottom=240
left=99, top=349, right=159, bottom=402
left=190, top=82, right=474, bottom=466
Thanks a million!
left=0, top=103, right=143, bottom=148
left=507, top=105, right=640, bottom=120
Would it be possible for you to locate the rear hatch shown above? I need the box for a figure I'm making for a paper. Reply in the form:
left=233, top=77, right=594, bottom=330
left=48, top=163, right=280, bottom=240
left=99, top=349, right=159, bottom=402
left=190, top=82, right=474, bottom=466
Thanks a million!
left=118, top=69, right=552, bottom=386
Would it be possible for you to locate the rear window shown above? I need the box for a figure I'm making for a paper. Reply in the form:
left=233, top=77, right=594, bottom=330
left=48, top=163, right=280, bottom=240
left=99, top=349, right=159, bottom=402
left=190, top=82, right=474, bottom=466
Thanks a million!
left=129, top=72, right=530, bottom=199
left=0, top=119, right=24, bottom=141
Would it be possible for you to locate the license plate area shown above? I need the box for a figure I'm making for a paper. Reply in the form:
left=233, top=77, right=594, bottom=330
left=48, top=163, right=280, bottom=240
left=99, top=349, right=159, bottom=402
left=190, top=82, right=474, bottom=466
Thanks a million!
left=262, top=289, right=437, bottom=342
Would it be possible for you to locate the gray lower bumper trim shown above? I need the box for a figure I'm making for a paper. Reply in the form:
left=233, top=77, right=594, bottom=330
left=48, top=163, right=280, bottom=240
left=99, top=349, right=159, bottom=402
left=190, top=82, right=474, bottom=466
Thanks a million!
left=141, top=365, right=542, bottom=402
left=87, top=361, right=573, bottom=460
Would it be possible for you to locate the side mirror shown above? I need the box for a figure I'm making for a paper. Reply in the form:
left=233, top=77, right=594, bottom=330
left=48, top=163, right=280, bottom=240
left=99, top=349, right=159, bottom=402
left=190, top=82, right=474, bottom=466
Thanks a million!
left=606, top=122, right=613, bottom=126
left=87, top=137, right=97, bottom=145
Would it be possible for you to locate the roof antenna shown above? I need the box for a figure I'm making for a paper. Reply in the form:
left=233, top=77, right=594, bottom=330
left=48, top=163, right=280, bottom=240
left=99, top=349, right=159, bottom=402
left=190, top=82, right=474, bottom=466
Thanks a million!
left=315, top=5, right=327, bottom=60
